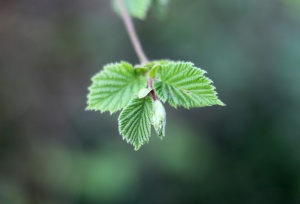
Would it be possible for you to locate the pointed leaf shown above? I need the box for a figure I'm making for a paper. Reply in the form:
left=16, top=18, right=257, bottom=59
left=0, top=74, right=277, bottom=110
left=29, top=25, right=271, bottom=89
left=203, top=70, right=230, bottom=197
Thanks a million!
left=87, top=62, right=147, bottom=113
left=118, top=97, right=153, bottom=150
left=153, top=61, right=225, bottom=108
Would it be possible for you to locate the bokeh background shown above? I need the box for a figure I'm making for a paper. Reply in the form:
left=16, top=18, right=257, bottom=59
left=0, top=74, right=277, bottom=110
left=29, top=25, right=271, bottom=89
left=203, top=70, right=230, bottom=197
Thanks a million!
left=1, top=0, right=300, bottom=203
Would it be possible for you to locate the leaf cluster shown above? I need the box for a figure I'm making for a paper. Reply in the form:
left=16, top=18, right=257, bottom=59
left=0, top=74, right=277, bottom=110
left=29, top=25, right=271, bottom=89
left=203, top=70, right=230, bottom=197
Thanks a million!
left=87, top=60, right=225, bottom=150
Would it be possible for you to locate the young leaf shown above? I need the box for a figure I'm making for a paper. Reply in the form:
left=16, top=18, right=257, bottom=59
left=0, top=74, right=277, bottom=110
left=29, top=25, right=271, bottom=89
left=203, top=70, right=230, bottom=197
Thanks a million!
left=147, top=60, right=169, bottom=78
left=134, top=66, right=149, bottom=73
left=148, top=64, right=162, bottom=78
left=118, top=97, right=153, bottom=150
left=113, top=0, right=152, bottom=20
left=87, top=62, right=147, bottom=113
left=153, top=61, right=225, bottom=108
left=152, top=100, right=166, bottom=139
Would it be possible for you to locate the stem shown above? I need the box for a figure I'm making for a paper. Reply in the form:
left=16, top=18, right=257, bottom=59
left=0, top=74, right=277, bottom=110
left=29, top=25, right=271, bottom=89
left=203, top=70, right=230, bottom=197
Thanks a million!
left=148, top=78, right=157, bottom=101
left=116, top=0, right=149, bottom=65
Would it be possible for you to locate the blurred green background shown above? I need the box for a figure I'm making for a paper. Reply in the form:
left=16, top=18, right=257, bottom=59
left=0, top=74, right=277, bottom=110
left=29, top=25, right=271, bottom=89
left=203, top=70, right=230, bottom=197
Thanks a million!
left=1, top=0, right=300, bottom=203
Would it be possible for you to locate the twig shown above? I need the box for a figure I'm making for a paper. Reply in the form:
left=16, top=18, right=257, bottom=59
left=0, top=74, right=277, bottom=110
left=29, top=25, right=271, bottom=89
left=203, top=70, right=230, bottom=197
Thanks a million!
left=116, top=0, right=149, bottom=65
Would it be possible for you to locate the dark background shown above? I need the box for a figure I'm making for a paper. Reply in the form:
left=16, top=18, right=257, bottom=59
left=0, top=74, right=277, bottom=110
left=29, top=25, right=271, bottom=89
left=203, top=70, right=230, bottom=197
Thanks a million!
left=1, top=0, right=300, bottom=203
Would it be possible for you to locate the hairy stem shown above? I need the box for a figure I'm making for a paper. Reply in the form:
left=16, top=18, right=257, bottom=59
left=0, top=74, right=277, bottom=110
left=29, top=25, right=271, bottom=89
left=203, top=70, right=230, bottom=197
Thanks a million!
left=116, top=0, right=149, bottom=65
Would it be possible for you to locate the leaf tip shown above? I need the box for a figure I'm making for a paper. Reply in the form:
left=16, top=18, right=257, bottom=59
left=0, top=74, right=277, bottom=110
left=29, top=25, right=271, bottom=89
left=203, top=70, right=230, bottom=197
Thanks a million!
left=219, top=100, right=226, bottom=106
left=134, top=145, right=141, bottom=151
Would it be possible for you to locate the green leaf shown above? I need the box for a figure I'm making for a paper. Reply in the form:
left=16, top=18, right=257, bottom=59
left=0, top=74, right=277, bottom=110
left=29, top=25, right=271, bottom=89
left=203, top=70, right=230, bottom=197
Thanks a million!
left=118, top=97, right=153, bottom=150
left=148, top=64, right=162, bottom=78
left=153, top=61, right=225, bottom=108
left=113, top=0, right=152, bottom=20
left=134, top=65, right=149, bottom=73
left=147, top=60, right=169, bottom=78
left=87, top=62, right=147, bottom=113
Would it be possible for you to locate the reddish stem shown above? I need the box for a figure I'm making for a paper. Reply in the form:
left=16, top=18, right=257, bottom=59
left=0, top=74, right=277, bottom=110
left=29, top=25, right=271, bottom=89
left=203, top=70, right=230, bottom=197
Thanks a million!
left=148, top=79, right=157, bottom=101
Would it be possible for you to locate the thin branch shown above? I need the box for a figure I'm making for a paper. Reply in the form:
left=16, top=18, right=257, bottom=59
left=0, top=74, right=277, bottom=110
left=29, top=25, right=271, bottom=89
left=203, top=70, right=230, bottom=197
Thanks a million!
left=116, top=0, right=149, bottom=65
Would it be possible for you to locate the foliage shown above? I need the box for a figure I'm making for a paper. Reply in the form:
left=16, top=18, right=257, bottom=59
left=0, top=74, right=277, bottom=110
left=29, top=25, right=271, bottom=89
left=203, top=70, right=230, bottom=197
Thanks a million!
left=87, top=61, right=224, bottom=150
left=86, top=62, right=147, bottom=113
left=118, top=96, right=153, bottom=150
left=153, top=61, right=225, bottom=108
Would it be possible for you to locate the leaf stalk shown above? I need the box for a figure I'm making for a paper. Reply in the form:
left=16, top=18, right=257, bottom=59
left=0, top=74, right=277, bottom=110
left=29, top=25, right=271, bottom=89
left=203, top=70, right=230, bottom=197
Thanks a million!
left=148, top=78, right=157, bottom=101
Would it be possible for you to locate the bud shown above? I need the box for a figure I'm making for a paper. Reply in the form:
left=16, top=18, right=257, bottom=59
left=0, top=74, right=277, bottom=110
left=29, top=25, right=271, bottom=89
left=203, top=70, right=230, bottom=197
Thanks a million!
left=152, top=100, right=166, bottom=138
